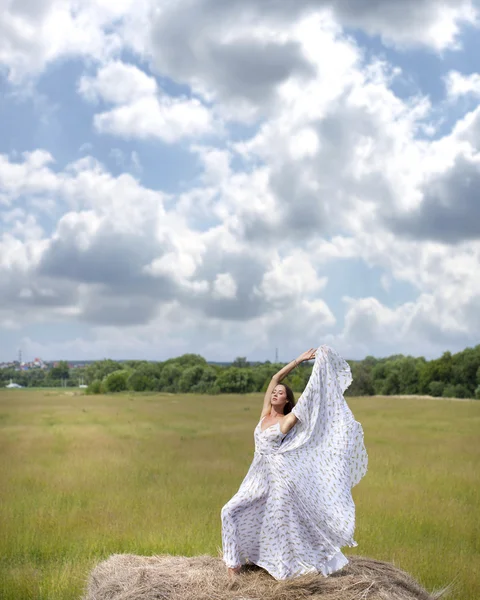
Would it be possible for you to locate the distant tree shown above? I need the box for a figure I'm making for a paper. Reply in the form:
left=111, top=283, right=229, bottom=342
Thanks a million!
left=49, top=361, right=70, bottom=381
left=177, top=365, right=205, bottom=393
left=127, top=372, right=156, bottom=392
left=428, top=381, right=445, bottom=397
left=452, top=347, right=480, bottom=393
left=169, top=354, right=207, bottom=368
left=188, top=366, right=219, bottom=393
left=251, top=364, right=279, bottom=391
left=85, top=359, right=121, bottom=384
left=217, top=368, right=255, bottom=393
left=11, top=342, right=476, bottom=397
left=452, top=384, right=471, bottom=399
left=104, top=370, right=130, bottom=393
left=398, top=356, right=423, bottom=394
left=442, top=384, right=456, bottom=398
left=200, top=366, right=219, bottom=384
left=86, top=380, right=104, bottom=394
left=347, top=362, right=375, bottom=396
left=158, top=363, right=182, bottom=392
left=26, top=369, right=47, bottom=388
left=287, top=372, right=305, bottom=392
left=371, top=361, right=389, bottom=394
left=363, top=355, right=378, bottom=368
left=127, top=363, right=162, bottom=390
left=232, top=357, right=249, bottom=368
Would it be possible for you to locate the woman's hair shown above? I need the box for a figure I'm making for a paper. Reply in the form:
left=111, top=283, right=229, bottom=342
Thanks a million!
left=280, top=383, right=295, bottom=415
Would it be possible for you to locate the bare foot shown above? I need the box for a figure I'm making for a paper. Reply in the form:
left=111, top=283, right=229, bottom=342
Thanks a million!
left=227, top=566, right=241, bottom=580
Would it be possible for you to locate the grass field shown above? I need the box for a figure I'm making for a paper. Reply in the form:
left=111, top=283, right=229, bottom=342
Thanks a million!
left=0, top=389, right=479, bottom=600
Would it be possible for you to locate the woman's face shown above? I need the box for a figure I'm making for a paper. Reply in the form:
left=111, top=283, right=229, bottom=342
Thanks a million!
left=271, top=384, right=288, bottom=410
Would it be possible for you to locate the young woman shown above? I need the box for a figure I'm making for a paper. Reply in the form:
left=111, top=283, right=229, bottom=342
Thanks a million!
left=221, top=345, right=368, bottom=580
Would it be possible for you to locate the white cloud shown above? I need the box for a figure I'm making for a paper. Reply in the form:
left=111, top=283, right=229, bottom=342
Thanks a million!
left=331, top=0, right=477, bottom=51
left=257, top=251, right=327, bottom=307
left=445, top=70, right=480, bottom=99
left=79, top=61, right=216, bottom=142
left=1, top=0, right=480, bottom=362
left=213, top=273, right=237, bottom=299
left=78, top=61, right=158, bottom=104
left=0, top=0, right=132, bottom=81
left=0, top=0, right=477, bottom=86
left=93, top=94, right=215, bottom=142
left=0, top=150, right=58, bottom=205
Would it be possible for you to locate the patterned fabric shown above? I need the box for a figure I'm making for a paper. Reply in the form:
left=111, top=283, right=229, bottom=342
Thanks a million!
left=221, top=345, right=368, bottom=580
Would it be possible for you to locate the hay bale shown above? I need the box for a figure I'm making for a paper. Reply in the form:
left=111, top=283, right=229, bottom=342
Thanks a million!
left=83, top=553, right=453, bottom=600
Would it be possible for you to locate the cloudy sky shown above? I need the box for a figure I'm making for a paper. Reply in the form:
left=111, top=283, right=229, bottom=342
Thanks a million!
left=1, top=0, right=480, bottom=363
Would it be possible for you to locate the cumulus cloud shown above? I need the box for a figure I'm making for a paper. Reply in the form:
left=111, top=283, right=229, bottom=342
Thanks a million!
left=93, top=95, right=215, bottom=142
left=328, top=0, right=476, bottom=50
left=78, top=61, right=157, bottom=105
left=147, top=10, right=315, bottom=120
left=257, top=251, right=327, bottom=308
left=142, top=0, right=477, bottom=112
left=0, top=0, right=477, bottom=84
left=213, top=273, right=237, bottom=299
left=445, top=70, right=480, bottom=99
left=387, top=153, right=480, bottom=243
left=331, top=293, right=472, bottom=359
left=79, top=61, right=216, bottom=142
left=1, top=0, right=480, bottom=361
left=0, top=150, right=332, bottom=333
left=0, top=0, right=133, bottom=81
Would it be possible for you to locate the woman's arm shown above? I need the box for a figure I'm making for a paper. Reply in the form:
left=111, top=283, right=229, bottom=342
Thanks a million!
left=261, top=348, right=317, bottom=419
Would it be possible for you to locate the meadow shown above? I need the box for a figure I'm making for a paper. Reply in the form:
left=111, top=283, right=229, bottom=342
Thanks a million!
left=0, top=389, right=479, bottom=600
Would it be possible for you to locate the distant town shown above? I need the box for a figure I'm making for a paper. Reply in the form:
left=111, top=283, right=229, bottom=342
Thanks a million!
left=0, top=358, right=90, bottom=371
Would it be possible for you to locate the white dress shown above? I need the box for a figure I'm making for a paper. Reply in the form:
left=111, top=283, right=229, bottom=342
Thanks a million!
left=221, top=345, right=368, bottom=580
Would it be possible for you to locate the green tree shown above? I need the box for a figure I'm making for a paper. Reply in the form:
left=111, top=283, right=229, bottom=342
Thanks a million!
left=452, top=347, right=480, bottom=393
left=127, top=372, right=156, bottom=392
left=177, top=365, right=205, bottom=393
left=86, top=380, right=104, bottom=394
left=104, top=370, right=130, bottom=393
left=158, top=363, right=182, bottom=392
left=452, top=384, right=471, bottom=398
left=169, top=354, right=207, bottom=368
left=428, top=381, right=444, bottom=397
left=347, top=361, right=375, bottom=396
left=189, top=366, right=220, bottom=394
left=217, top=368, right=255, bottom=393
left=251, top=365, right=278, bottom=391
left=48, top=361, right=70, bottom=382
left=371, top=361, right=389, bottom=394
left=232, top=357, right=249, bottom=368
left=442, top=384, right=456, bottom=398
left=85, top=359, right=121, bottom=384
left=26, top=369, right=47, bottom=388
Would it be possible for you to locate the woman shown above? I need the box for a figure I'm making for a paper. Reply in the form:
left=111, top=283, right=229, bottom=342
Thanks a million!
left=221, top=345, right=368, bottom=580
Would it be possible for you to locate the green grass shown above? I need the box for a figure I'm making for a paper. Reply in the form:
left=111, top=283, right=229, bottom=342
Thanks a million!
left=0, top=389, right=479, bottom=599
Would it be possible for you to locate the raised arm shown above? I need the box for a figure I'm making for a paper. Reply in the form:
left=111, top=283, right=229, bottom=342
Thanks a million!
left=260, top=348, right=317, bottom=420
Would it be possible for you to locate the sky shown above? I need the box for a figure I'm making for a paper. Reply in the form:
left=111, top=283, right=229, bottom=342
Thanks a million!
left=0, top=0, right=480, bottom=363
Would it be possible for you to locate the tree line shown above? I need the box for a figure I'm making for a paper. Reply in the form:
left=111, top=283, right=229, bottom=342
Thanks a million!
left=1, top=345, right=479, bottom=399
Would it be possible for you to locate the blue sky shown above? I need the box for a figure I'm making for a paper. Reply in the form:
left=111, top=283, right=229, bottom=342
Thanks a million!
left=0, top=0, right=479, bottom=363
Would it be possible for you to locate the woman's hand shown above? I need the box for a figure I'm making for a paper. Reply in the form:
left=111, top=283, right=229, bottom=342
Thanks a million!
left=297, top=348, right=317, bottom=363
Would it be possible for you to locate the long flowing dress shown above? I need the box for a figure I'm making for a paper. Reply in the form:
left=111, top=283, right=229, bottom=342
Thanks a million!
left=221, top=345, right=368, bottom=580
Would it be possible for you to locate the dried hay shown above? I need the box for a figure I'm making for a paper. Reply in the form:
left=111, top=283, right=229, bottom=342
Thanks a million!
left=82, top=553, right=454, bottom=600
